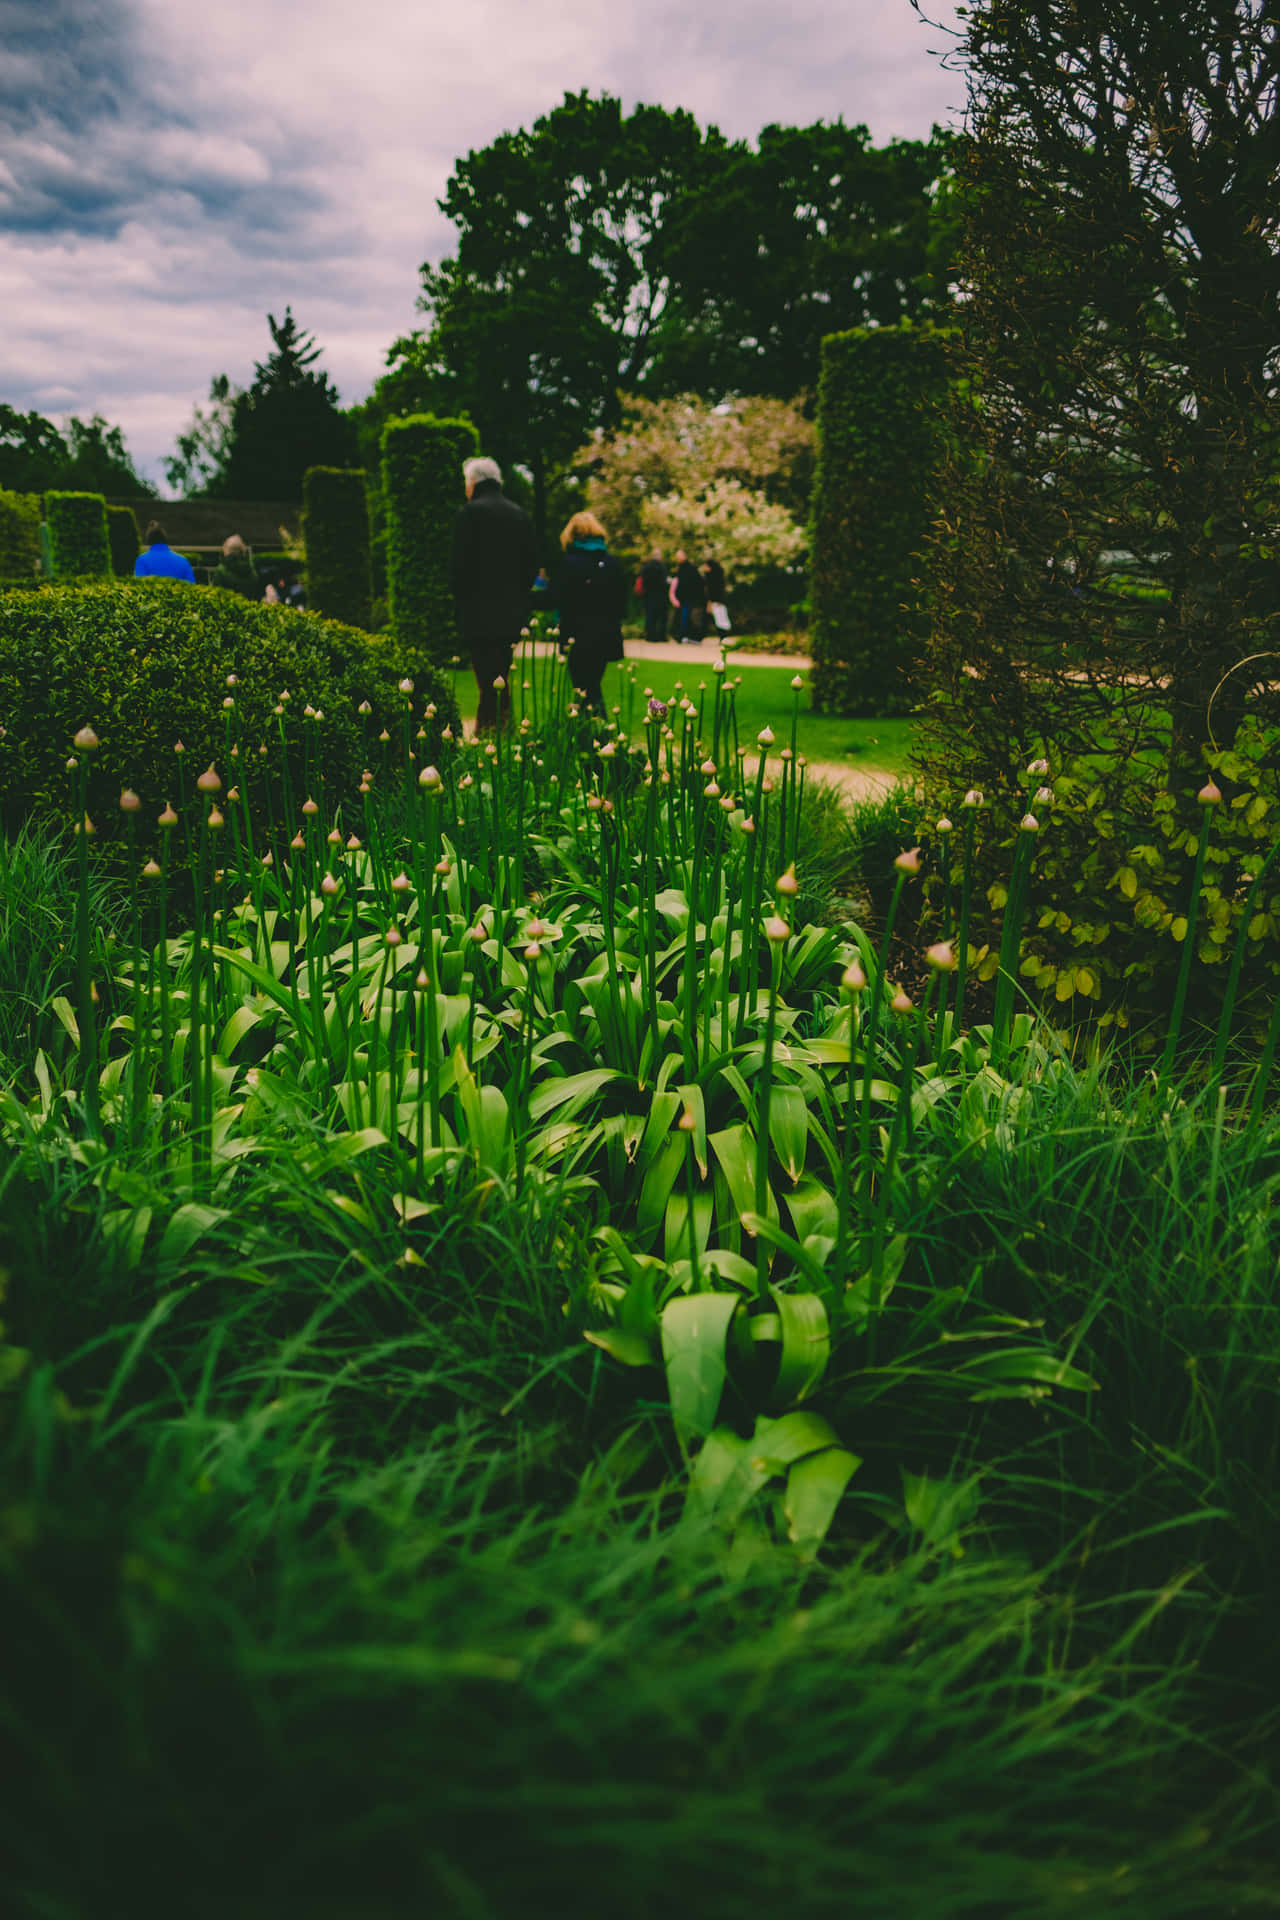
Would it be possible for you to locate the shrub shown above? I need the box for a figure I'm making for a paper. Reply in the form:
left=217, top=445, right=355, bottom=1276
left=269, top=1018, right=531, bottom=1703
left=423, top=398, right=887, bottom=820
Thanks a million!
left=106, top=503, right=140, bottom=577
left=0, top=582, right=459, bottom=847
left=381, top=414, right=478, bottom=668
left=45, top=491, right=112, bottom=579
left=302, top=466, right=372, bottom=628
left=809, top=323, right=951, bottom=719
left=0, top=489, right=42, bottom=585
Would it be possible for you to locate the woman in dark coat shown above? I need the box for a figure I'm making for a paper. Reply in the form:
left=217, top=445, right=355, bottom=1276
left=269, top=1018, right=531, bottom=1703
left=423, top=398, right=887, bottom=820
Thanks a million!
left=551, top=511, right=629, bottom=716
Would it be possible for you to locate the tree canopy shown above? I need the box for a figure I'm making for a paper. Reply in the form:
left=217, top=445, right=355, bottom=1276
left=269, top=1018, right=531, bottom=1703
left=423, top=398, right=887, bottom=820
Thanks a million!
left=0, top=404, right=152, bottom=497
left=395, top=92, right=954, bottom=536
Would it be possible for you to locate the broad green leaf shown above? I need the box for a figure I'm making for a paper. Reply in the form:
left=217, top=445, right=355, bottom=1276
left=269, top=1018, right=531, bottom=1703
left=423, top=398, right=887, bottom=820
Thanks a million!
left=298, top=1128, right=389, bottom=1178
left=661, top=1291, right=739, bottom=1448
left=768, top=1288, right=831, bottom=1406
left=958, top=1347, right=1098, bottom=1393
left=902, top=1469, right=981, bottom=1553
left=750, top=1408, right=842, bottom=1472
left=740, top=1211, right=828, bottom=1294
left=684, top=1425, right=771, bottom=1525
left=218, top=1004, right=262, bottom=1057
left=528, top=1068, right=623, bottom=1123
left=585, top=1326, right=657, bottom=1368
left=785, top=1447, right=861, bottom=1556
left=51, top=996, right=79, bottom=1046
left=637, top=1133, right=684, bottom=1240
left=157, top=1203, right=231, bottom=1267
left=769, top=1085, right=809, bottom=1184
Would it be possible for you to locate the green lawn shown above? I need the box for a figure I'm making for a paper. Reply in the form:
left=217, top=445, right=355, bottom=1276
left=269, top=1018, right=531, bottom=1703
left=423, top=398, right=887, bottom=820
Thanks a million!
left=611, top=659, right=916, bottom=778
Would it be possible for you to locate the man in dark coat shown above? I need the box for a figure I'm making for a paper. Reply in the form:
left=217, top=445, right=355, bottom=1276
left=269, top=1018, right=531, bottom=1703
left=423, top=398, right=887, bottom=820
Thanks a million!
left=450, top=456, right=538, bottom=731
left=639, top=552, right=669, bottom=644
left=672, top=549, right=706, bottom=642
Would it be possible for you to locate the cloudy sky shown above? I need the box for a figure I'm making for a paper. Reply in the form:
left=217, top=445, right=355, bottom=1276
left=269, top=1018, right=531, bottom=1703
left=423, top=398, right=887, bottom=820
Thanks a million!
left=0, top=0, right=965, bottom=489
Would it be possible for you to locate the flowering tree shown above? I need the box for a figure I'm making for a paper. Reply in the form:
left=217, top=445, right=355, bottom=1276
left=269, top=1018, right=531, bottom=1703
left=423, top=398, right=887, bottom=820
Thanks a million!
left=577, top=393, right=814, bottom=579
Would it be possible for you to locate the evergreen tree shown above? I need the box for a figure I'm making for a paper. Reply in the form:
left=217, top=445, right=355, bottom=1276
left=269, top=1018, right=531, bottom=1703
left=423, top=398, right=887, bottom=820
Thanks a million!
left=219, top=310, right=354, bottom=500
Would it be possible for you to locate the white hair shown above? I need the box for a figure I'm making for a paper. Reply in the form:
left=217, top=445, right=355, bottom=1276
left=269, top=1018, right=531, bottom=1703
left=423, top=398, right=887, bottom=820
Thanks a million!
left=463, top=455, right=502, bottom=488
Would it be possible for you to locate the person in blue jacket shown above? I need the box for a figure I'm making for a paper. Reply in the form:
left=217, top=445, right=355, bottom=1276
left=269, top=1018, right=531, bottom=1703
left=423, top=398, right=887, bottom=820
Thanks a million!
left=133, top=521, right=195, bottom=583
left=551, top=511, right=628, bottom=717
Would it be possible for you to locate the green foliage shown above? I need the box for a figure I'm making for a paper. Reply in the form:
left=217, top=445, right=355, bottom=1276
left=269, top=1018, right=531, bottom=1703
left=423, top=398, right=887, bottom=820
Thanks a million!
left=0, top=582, right=458, bottom=843
left=45, top=491, right=111, bottom=579
left=0, top=405, right=151, bottom=497
left=0, top=489, right=42, bottom=585
left=219, top=309, right=354, bottom=501
left=810, top=323, right=951, bottom=718
left=302, top=465, right=372, bottom=629
left=381, top=413, right=478, bottom=667
left=106, top=503, right=140, bottom=577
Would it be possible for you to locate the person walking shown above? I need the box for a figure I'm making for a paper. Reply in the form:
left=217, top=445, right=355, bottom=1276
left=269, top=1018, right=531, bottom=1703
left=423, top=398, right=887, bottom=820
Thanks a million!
left=133, top=520, right=195, bottom=583
left=450, top=455, right=538, bottom=732
left=639, top=552, right=669, bottom=644
left=670, top=549, right=706, bottom=643
left=702, top=555, right=730, bottom=635
left=212, top=534, right=259, bottom=599
left=551, top=511, right=628, bottom=717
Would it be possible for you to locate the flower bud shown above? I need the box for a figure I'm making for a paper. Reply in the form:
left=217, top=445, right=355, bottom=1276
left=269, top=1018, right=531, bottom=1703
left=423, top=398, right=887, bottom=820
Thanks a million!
left=677, top=1105, right=696, bottom=1133
left=895, top=847, right=922, bottom=875
left=1198, top=779, right=1222, bottom=806
left=418, top=764, right=443, bottom=792
left=158, top=802, right=178, bottom=829
left=119, top=789, right=141, bottom=813
left=791, top=674, right=804, bottom=690
left=1020, top=813, right=1040, bottom=833
left=320, top=873, right=340, bottom=896
left=225, top=674, right=238, bottom=688
left=207, top=807, right=224, bottom=830
left=327, top=828, right=343, bottom=847
left=141, top=857, right=162, bottom=878
left=962, top=789, right=984, bottom=808
left=1026, top=758, right=1049, bottom=777
left=357, top=700, right=372, bottom=715
left=890, top=987, right=914, bottom=1015
left=398, top=678, right=414, bottom=695
left=391, top=870, right=411, bottom=892
left=197, top=765, right=221, bottom=794
left=301, top=796, right=319, bottom=816
left=434, top=856, right=452, bottom=876
left=290, top=831, right=306, bottom=851
left=764, top=913, right=790, bottom=943
left=926, top=940, right=958, bottom=971
left=523, top=941, right=542, bottom=961
left=346, top=835, right=362, bottom=852
left=757, top=726, right=775, bottom=746
left=384, top=927, right=403, bottom=949
left=776, top=864, right=798, bottom=896
left=842, top=960, right=867, bottom=993
left=936, top=815, right=953, bottom=834
left=73, top=725, right=99, bottom=752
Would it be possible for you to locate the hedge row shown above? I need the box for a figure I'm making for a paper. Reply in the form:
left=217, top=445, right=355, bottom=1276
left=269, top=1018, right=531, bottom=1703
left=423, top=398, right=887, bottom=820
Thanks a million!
left=809, top=322, right=952, bottom=718
left=0, top=582, right=459, bottom=849
left=0, top=489, right=42, bottom=585
left=381, top=414, right=478, bottom=668
left=46, top=491, right=112, bottom=579
left=303, top=466, right=372, bottom=629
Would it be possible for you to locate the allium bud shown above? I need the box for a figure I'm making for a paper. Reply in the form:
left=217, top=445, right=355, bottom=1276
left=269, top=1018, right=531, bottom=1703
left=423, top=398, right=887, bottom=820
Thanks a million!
left=119, top=789, right=141, bottom=813
left=434, top=856, right=451, bottom=876
left=425, top=702, right=437, bottom=719
left=398, top=678, right=414, bottom=695
left=290, top=831, right=306, bottom=851
left=391, top=870, right=411, bottom=893
left=700, top=758, right=717, bottom=776
left=895, top=847, right=922, bottom=875
left=197, top=765, right=221, bottom=794
left=320, top=873, right=340, bottom=896
left=705, top=780, right=721, bottom=798
left=599, top=741, right=617, bottom=758
left=962, top=789, right=984, bottom=808
left=207, top=807, right=224, bottom=829
left=1035, top=786, right=1053, bottom=807
left=1198, top=779, right=1222, bottom=806
left=357, top=700, right=372, bottom=715
left=227, top=787, right=239, bottom=804
left=415, top=969, right=430, bottom=991
left=757, top=726, right=775, bottom=746
left=677, top=1105, right=696, bottom=1133
left=142, top=858, right=162, bottom=878
left=73, top=725, right=100, bottom=752
left=842, top=960, right=867, bottom=993
left=492, top=676, right=506, bottom=692
left=174, top=740, right=185, bottom=754
left=764, top=913, right=790, bottom=943
left=890, top=987, right=914, bottom=1015
left=78, top=815, right=96, bottom=838
left=926, top=940, right=958, bottom=971
left=327, top=828, right=343, bottom=847
left=225, top=674, right=238, bottom=688
left=379, top=729, right=391, bottom=744
left=776, top=864, right=798, bottom=896
left=301, top=797, right=319, bottom=816
left=1020, top=813, right=1040, bottom=833
left=418, top=764, right=443, bottom=791
left=222, top=696, right=235, bottom=710
left=346, top=835, right=362, bottom=852
left=523, top=941, right=542, bottom=960
left=384, top=927, right=403, bottom=949
left=936, top=816, right=953, bottom=834
left=158, top=802, right=178, bottom=829
left=1026, top=758, right=1049, bottom=777
left=66, top=758, right=78, bottom=772
left=791, top=674, right=804, bottom=690
left=741, top=815, right=756, bottom=835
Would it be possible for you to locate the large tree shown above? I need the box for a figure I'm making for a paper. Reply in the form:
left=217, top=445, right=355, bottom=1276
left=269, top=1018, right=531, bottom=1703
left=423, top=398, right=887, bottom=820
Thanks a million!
left=919, top=0, right=1280, bottom=786
left=402, top=93, right=953, bottom=537
left=217, top=310, right=354, bottom=501
left=0, top=404, right=152, bottom=497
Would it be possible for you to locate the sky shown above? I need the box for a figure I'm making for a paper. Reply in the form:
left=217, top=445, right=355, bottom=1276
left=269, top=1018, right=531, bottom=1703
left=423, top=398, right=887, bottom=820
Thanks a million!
left=0, top=0, right=965, bottom=490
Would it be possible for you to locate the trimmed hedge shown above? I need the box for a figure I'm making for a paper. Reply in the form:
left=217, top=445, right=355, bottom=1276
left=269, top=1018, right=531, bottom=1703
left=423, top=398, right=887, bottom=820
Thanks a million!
left=810, top=322, right=951, bottom=717
left=107, top=503, right=140, bottom=577
left=0, top=489, right=42, bottom=585
left=0, top=582, right=459, bottom=849
left=303, top=466, right=372, bottom=629
left=381, top=414, right=478, bottom=668
left=46, top=491, right=112, bottom=579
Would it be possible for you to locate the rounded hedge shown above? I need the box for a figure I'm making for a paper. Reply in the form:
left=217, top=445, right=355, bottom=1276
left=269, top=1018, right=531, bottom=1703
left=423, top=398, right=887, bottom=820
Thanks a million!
left=0, top=581, right=460, bottom=846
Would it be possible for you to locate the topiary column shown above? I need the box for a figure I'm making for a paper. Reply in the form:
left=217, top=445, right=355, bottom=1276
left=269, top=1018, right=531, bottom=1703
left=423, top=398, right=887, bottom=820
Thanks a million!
left=809, top=323, right=951, bottom=718
left=0, top=489, right=43, bottom=585
left=45, top=491, right=112, bottom=580
left=302, top=466, right=373, bottom=628
left=380, top=414, right=479, bottom=667
left=107, top=504, right=140, bottom=578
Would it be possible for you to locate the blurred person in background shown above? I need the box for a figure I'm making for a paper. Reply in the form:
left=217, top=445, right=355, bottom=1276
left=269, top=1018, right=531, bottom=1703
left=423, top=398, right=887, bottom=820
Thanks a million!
left=133, top=520, right=194, bottom=583
left=552, top=511, right=628, bottom=716
left=450, top=455, right=538, bottom=731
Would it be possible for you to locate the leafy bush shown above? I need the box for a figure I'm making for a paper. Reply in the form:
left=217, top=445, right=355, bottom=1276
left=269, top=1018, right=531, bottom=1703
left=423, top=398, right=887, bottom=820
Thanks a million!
left=302, top=465, right=372, bottom=628
left=0, top=489, right=42, bottom=585
left=106, top=503, right=140, bottom=577
left=45, top=490, right=111, bottom=579
left=810, top=323, right=951, bottom=718
left=0, top=582, right=459, bottom=844
left=381, top=413, right=478, bottom=668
